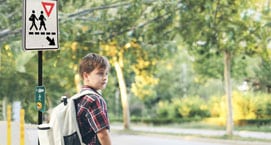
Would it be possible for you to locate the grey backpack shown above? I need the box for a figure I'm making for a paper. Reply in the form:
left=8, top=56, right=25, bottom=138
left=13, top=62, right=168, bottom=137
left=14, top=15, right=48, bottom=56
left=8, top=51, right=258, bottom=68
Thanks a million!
left=38, top=90, right=95, bottom=145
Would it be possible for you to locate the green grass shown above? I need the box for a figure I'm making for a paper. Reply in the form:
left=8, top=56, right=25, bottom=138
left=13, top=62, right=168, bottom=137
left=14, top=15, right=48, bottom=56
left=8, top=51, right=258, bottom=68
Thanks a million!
left=160, top=121, right=271, bottom=132
left=235, top=125, right=271, bottom=132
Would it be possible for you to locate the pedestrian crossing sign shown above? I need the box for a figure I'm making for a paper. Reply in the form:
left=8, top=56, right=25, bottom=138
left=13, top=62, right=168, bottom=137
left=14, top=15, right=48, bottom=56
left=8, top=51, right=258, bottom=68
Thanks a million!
left=23, top=0, right=58, bottom=51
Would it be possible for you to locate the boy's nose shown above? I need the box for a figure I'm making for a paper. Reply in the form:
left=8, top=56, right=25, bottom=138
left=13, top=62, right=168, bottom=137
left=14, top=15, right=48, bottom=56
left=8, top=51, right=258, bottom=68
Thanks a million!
left=103, top=75, right=108, bottom=80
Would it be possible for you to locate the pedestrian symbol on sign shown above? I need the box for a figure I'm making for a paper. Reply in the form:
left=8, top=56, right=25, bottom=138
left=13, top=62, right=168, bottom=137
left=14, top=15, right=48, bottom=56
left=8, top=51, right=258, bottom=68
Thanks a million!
left=38, top=11, right=47, bottom=31
left=29, top=10, right=47, bottom=31
left=29, top=10, right=38, bottom=31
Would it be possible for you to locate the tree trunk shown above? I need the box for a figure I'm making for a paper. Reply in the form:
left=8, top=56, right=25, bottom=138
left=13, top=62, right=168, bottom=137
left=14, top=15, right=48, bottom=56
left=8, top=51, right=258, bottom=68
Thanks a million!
left=114, top=61, right=130, bottom=129
left=224, top=50, right=233, bottom=136
left=74, top=73, right=82, bottom=93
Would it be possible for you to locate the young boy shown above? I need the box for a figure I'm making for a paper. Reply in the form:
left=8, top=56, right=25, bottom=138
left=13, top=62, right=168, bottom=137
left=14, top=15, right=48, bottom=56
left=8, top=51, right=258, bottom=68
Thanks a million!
left=76, top=53, right=112, bottom=145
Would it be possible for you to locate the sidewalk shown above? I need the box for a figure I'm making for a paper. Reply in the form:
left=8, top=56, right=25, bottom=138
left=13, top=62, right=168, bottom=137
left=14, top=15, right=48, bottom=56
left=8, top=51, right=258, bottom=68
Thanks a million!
left=111, top=123, right=271, bottom=140
left=1, top=121, right=271, bottom=145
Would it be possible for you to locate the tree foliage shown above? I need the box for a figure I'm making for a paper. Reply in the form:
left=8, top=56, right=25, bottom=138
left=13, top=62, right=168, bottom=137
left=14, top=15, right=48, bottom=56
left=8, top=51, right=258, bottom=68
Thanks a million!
left=177, top=0, right=264, bottom=79
left=0, top=0, right=271, bottom=126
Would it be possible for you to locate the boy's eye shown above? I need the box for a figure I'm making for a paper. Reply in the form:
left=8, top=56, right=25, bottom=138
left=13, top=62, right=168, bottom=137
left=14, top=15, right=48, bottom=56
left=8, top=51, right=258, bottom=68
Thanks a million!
left=98, top=71, right=107, bottom=75
left=96, top=69, right=108, bottom=76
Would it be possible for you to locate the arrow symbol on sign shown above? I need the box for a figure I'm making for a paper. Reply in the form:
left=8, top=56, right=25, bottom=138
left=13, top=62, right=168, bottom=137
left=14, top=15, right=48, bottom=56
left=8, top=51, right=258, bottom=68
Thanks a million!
left=46, top=36, right=55, bottom=46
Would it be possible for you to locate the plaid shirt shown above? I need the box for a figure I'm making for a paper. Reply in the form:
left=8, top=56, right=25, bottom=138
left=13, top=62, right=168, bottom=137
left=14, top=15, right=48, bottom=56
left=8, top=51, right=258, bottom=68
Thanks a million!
left=75, top=88, right=110, bottom=145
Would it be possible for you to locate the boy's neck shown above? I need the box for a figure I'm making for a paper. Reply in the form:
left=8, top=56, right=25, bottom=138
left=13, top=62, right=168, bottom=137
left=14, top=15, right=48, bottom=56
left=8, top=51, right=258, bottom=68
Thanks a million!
left=82, top=85, right=95, bottom=90
left=81, top=85, right=102, bottom=96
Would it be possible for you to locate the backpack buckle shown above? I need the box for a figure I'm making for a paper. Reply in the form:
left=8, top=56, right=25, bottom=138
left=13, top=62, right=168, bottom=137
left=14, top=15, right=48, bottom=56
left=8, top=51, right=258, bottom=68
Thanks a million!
left=61, top=96, right=68, bottom=105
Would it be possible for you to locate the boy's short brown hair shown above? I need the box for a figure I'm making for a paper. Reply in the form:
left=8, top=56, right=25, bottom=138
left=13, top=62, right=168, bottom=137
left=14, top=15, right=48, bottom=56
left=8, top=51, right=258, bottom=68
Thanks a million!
left=79, top=53, right=110, bottom=78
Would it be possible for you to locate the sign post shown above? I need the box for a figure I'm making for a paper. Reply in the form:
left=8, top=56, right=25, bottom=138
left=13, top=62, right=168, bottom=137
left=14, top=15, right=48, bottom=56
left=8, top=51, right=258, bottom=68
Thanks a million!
left=23, top=0, right=58, bottom=128
left=38, top=51, right=43, bottom=126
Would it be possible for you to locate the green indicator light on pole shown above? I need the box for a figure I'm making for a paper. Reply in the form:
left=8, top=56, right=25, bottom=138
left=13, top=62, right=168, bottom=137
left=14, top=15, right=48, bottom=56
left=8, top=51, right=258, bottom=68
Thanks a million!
left=35, top=86, right=46, bottom=112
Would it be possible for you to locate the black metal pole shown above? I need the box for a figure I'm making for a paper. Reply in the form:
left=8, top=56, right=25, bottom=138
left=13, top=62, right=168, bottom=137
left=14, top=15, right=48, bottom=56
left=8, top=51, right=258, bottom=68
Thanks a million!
left=38, top=51, right=43, bottom=125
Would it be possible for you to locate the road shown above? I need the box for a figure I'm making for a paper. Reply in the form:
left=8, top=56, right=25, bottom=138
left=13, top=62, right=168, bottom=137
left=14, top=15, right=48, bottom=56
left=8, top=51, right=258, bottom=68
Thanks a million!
left=0, top=122, right=270, bottom=145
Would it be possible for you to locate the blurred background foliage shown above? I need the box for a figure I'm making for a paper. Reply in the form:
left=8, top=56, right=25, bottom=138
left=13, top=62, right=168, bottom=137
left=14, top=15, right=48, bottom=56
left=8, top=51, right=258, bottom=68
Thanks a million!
left=0, top=0, right=271, bottom=128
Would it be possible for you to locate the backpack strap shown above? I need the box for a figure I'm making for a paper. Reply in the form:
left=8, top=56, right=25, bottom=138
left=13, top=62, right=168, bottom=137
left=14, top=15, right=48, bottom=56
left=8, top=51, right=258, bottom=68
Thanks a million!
left=60, top=90, right=98, bottom=106
left=71, top=89, right=96, bottom=100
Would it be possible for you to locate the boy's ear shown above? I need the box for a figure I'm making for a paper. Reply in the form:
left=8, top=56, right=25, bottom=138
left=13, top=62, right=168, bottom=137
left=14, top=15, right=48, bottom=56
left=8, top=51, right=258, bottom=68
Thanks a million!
left=82, top=72, right=89, bottom=80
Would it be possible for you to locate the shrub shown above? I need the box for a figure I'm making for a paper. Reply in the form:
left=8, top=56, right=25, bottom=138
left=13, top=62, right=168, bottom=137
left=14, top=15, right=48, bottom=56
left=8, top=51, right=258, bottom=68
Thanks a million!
left=177, top=96, right=210, bottom=118
left=156, top=100, right=179, bottom=119
left=156, top=96, right=210, bottom=120
left=206, top=92, right=271, bottom=126
left=150, top=92, right=271, bottom=125
left=233, top=91, right=258, bottom=120
left=208, top=96, right=225, bottom=117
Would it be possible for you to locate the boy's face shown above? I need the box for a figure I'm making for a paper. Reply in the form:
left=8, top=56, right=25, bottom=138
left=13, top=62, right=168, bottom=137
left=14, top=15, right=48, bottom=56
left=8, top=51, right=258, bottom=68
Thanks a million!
left=83, top=67, right=109, bottom=90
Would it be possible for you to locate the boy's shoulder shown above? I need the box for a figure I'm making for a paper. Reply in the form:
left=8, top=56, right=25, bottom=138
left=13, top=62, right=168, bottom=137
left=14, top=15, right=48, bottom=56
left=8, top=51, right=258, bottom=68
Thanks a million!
left=82, top=94, right=99, bottom=101
left=79, top=92, right=104, bottom=103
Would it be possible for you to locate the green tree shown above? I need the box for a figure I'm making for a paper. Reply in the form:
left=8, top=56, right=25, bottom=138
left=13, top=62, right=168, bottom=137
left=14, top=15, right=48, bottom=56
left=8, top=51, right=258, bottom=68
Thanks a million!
left=60, top=0, right=178, bottom=128
left=177, top=0, right=268, bottom=135
left=0, top=0, right=22, bottom=44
